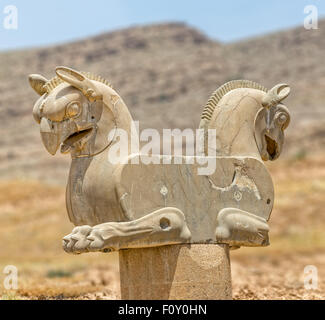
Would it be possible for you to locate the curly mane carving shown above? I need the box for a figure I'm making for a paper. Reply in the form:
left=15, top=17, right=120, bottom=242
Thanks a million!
left=199, top=80, right=267, bottom=129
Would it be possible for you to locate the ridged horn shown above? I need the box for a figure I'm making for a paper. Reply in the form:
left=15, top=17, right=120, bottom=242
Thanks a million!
left=262, top=84, right=290, bottom=108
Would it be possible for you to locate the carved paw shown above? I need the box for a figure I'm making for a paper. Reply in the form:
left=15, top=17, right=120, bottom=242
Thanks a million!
left=216, top=208, right=270, bottom=247
left=62, top=225, right=92, bottom=254
left=62, top=207, right=191, bottom=254
left=86, top=228, right=107, bottom=252
left=63, top=225, right=110, bottom=254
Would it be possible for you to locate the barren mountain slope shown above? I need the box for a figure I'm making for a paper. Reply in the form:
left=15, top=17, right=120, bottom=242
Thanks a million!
left=0, top=21, right=324, bottom=183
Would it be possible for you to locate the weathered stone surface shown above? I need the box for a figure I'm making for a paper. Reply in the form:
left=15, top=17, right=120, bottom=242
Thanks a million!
left=63, top=207, right=191, bottom=254
left=29, top=68, right=291, bottom=252
left=119, top=244, right=232, bottom=300
left=216, top=208, right=270, bottom=247
left=29, top=67, right=291, bottom=300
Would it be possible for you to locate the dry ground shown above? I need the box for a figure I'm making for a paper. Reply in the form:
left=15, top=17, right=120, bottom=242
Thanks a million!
left=0, top=153, right=324, bottom=300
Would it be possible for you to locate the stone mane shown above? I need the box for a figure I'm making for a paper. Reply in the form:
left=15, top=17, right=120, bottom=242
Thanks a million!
left=200, top=80, right=267, bottom=125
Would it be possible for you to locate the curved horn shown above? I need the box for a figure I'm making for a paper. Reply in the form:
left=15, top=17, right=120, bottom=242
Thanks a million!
left=55, top=66, right=102, bottom=102
left=262, top=83, right=290, bottom=108
left=28, top=74, right=48, bottom=96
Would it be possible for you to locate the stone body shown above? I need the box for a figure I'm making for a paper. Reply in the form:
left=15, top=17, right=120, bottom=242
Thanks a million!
left=29, top=69, right=290, bottom=253
left=29, top=67, right=291, bottom=299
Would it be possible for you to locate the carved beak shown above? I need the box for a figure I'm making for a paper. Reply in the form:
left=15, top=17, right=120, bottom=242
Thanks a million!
left=40, top=118, right=78, bottom=155
left=260, top=127, right=283, bottom=161
left=40, top=117, right=62, bottom=155
left=40, top=117, right=93, bottom=155
left=264, top=133, right=280, bottom=160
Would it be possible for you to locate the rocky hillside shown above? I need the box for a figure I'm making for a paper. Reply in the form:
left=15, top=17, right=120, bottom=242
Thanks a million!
left=0, top=21, right=324, bottom=183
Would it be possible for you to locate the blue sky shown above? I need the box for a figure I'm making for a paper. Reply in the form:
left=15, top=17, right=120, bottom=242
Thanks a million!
left=0, top=0, right=324, bottom=51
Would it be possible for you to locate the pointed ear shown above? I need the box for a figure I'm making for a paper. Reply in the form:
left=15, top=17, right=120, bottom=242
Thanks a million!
left=55, top=66, right=102, bottom=101
left=28, top=74, right=48, bottom=95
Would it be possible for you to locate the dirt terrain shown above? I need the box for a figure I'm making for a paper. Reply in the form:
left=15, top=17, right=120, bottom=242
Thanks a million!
left=0, top=21, right=324, bottom=300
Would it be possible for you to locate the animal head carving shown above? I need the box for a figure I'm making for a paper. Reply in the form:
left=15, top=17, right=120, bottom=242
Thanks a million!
left=29, top=67, right=117, bottom=157
left=255, top=84, right=291, bottom=161
left=200, top=80, right=291, bottom=161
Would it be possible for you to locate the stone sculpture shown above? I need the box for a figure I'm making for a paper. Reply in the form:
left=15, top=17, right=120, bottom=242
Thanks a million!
left=29, top=67, right=291, bottom=299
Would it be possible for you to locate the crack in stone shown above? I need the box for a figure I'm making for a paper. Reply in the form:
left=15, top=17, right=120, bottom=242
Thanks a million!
left=208, top=164, right=261, bottom=200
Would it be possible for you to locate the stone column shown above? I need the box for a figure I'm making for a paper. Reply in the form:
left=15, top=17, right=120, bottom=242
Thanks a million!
left=119, top=244, right=232, bottom=300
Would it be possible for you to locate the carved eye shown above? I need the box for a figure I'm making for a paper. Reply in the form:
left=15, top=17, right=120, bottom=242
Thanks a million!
left=66, top=102, right=81, bottom=118
left=277, top=113, right=287, bottom=125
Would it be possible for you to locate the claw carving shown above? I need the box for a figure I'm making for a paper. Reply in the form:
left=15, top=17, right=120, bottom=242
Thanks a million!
left=62, top=207, right=191, bottom=254
left=216, top=208, right=270, bottom=247
left=62, top=225, right=92, bottom=254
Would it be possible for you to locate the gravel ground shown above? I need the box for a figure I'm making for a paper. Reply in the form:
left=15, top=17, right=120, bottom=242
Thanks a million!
left=17, top=251, right=323, bottom=300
